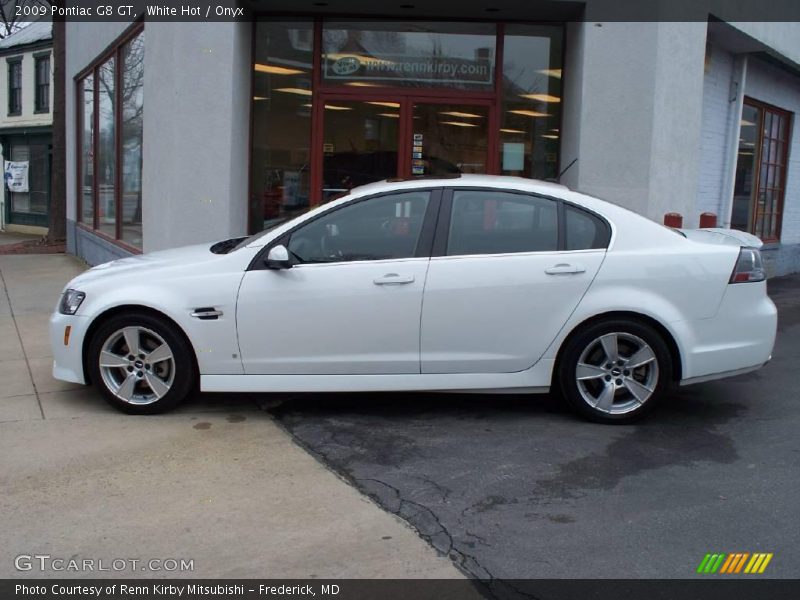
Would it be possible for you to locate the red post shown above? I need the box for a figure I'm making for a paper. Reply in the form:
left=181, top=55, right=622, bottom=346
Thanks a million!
left=664, top=213, right=683, bottom=228
left=699, top=212, right=718, bottom=228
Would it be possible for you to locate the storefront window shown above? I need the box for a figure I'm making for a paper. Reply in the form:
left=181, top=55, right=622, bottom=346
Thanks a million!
left=97, top=56, right=116, bottom=238
left=121, top=31, right=144, bottom=248
left=80, top=74, right=94, bottom=226
left=250, top=20, right=565, bottom=232
left=76, top=25, right=144, bottom=249
left=251, top=21, right=313, bottom=231
left=322, top=22, right=496, bottom=90
left=500, top=25, right=563, bottom=180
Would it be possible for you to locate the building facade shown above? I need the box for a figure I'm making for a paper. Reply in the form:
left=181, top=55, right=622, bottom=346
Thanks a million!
left=0, top=19, right=53, bottom=234
left=64, top=5, right=800, bottom=275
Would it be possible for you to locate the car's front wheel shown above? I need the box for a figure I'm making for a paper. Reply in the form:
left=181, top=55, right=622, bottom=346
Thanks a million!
left=558, top=319, right=672, bottom=423
left=87, top=312, right=196, bottom=414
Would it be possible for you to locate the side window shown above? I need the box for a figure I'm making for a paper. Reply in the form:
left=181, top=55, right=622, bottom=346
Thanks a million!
left=564, top=204, right=610, bottom=250
left=447, top=190, right=558, bottom=256
left=287, top=191, right=430, bottom=263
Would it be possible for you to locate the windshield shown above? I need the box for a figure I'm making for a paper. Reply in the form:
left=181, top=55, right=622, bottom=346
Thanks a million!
left=231, top=208, right=315, bottom=252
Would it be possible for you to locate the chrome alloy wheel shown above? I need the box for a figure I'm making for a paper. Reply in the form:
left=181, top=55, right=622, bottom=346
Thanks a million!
left=574, top=332, right=659, bottom=415
left=98, top=326, right=176, bottom=405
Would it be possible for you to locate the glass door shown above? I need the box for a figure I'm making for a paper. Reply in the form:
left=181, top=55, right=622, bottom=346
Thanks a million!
left=408, top=101, right=490, bottom=177
left=320, top=98, right=402, bottom=203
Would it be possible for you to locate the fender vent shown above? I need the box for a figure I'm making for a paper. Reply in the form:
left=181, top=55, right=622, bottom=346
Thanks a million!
left=191, top=307, right=223, bottom=320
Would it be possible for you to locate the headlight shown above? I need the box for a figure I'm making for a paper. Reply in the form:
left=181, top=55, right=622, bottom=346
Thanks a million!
left=59, top=289, right=86, bottom=315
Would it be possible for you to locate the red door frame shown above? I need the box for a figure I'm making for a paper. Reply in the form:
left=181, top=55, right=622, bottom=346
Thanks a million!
left=308, top=20, right=505, bottom=206
left=311, top=93, right=497, bottom=203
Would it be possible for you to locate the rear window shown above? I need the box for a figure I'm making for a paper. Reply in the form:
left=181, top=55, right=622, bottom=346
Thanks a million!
left=564, top=204, right=610, bottom=250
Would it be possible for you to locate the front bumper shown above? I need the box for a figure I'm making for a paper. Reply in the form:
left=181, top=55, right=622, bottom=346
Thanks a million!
left=49, top=312, right=91, bottom=385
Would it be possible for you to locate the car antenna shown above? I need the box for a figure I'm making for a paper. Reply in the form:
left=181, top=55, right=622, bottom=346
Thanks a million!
left=556, top=158, right=578, bottom=184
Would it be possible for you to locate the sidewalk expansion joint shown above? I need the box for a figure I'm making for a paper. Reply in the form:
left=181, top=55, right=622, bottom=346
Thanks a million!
left=0, top=267, right=44, bottom=419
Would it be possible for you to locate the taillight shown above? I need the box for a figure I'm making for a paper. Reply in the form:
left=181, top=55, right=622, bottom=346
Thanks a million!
left=730, top=247, right=766, bottom=283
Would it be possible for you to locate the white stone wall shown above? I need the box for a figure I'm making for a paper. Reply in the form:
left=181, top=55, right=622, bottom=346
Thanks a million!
left=694, top=44, right=736, bottom=221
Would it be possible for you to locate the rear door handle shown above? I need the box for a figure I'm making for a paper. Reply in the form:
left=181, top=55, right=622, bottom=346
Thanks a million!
left=545, top=263, right=586, bottom=275
left=373, top=273, right=415, bottom=285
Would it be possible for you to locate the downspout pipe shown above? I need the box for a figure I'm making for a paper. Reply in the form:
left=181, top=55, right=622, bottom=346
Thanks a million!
left=721, top=54, right=748, bottom=228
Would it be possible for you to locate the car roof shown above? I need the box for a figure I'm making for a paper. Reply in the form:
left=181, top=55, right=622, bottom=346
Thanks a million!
left=348, top=174, right=569, bottom=198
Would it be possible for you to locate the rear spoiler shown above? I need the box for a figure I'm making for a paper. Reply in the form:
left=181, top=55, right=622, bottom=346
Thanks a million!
left=678, top=227, right=764, bottom=249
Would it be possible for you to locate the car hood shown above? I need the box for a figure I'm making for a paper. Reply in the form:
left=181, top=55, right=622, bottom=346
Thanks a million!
left=679, top=228, right=764, bottom=249
left=68, top=242, right=221, bottom=288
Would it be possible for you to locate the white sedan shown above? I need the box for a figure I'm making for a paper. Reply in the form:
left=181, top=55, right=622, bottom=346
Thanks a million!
left=50, top=175, right=777, bottom=423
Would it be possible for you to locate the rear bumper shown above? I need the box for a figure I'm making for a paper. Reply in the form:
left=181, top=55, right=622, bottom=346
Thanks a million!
left=49, top=312, right=90, bottom=385
left=677, top=281, right=777, bottom=384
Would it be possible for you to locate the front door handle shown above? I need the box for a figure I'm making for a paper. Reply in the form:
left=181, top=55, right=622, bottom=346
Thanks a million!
left=545, top=263, right=586, bottom=275
left=373, top=273, right=415, bottom=285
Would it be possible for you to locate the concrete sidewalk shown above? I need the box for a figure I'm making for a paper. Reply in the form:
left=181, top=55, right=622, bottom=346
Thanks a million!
left=0, top=254, right=465, bottom=580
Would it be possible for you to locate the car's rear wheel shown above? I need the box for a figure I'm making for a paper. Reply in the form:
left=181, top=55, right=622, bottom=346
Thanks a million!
left=558, top=319, right=672, bottom=423
left=87, top=312, right=196, bottom=414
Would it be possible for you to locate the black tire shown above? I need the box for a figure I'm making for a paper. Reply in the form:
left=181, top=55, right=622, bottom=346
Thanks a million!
left=557, top=318, right=672, bottom=424
left=87, top=312, right=196, bottom=415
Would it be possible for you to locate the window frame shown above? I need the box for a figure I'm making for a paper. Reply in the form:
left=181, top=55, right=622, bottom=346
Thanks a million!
left=75, top=21, right=144, bottom=253
left=250, top=188, right=443, bottom=270
left=7, top=57, right=22, bottom=116
left=738, top=97, right=793, bottom=244
left=33, top=52, right=50, bottom=114
left=432, top=187, right=611, bottom=257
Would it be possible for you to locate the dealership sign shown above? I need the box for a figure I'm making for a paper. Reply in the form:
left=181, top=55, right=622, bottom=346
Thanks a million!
left=324, top=54, right=493, bottom=85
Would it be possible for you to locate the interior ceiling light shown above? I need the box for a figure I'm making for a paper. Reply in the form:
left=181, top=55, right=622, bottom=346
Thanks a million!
left=519, top=93, right=561, bottom=103
left=254, top=63, right=305, bottom=75
left=537, top=69, right=562, bottom=79
left=366, top=101, right=401, bottom=108
left=500, top=128, right=526, bottom=134
left=509, top=109, right=550, bottom=118
left=439, top=111, right=484, bottom=118
left=378, top=112, right=400, bottom=118
left=324, top=104, right=353, bottom=111
left=541, top=134, right=559, bottom=139
left=441, top=120, right=478, bottom=128
left=275, top=87, right=313, bottom=96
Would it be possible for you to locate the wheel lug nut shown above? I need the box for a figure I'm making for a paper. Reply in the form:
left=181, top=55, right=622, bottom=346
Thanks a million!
left=137, top=371, right=143, bottom=377
left=604, top=375, right=611, bottom=381
left=605, top=363, right=612, bottom=369
left=617, top=360, right=625, bottom=366
left=624, top=369, right=630, bottom=376
left=128, top=355, right=134, bottom=360
left=138, top=353, right=145, bottom=359
left=615, top=379, right=623, bottom=385
left=127, top=366, right=133, bottom=372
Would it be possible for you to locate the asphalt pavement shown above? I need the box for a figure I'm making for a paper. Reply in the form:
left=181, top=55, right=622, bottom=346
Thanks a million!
left=270, top=275, right=800, bottom=590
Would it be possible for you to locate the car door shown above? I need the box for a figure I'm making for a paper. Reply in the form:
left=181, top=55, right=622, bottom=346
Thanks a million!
left=236, top=189, right=439, bottom=375
left=420, top=188, right=609, bottom=373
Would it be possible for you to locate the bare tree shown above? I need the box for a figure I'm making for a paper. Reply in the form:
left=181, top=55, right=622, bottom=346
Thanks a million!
left=0, top=0, right=47, bottom=39
left=40, top=0, right=65, bottom=242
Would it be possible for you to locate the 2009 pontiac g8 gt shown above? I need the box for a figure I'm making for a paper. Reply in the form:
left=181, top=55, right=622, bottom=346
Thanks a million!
left=51, top=176, right=777, bottom=423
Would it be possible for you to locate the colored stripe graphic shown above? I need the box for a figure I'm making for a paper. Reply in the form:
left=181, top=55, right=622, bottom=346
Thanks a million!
left=698, top=552, right=772, bottom=575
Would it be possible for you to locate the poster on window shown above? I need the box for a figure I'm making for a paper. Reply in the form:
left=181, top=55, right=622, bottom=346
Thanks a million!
left=4, top=161, right=29, bottom=193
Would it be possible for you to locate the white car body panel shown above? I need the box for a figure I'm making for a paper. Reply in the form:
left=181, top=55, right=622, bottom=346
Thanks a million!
left=49, top=175, right=777, bottom=397
left=420, top=250, right=605, bottom=373
left=236, top=257, right=429, bottom=374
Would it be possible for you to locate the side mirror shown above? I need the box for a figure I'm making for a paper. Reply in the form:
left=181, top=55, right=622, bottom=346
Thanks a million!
left=264, top=245, right=292, bottom=270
